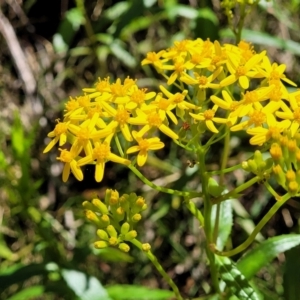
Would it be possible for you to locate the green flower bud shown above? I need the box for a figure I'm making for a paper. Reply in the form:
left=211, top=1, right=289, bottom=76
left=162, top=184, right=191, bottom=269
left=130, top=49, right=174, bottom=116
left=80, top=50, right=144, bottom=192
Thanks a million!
left=115, top=207, right=125, bottom=222
left=273, top=164, right=286, bottom=188
left=141, top=204, right=148, bottom=211
left=242, top=161, right=251, bottom=172
left=132, top=213, right=142, bottom=223
left=109, top=190, right=119, bottom=206
left=104, top=189, right=112, bottom=206
left=121, top=222, right=130, bottom=235
left=124, top=230, right=137, bottom=241
left=135, top=197, right=145, bottom=208
left=94, top=241, right=109, bottom=249
left=247, top=159, right=257, bottom=173
left=119, top=243, right=130, bottom=253
left=107, top=225, right=118, bottom=238
left=97, top=229, right=109, bottom=241
left=288, top=181, right=299, bottom=196
left=142, top=243, right=151, bottom=252
left=92, top=198, right=109, bottom=214
left=82, top=201, right=94, bottom=210
left=109, top=237, right=119, bottom=246
left=100, top=214, right=110, bottom=226
left=84, top=210, right=101, bottom=226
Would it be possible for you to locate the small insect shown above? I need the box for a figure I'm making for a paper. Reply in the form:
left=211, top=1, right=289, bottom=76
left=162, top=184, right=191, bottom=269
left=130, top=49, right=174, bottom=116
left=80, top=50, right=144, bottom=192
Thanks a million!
left=182, top=122, right=190, bottom=131
left=186, top=159, right=197, bottom=168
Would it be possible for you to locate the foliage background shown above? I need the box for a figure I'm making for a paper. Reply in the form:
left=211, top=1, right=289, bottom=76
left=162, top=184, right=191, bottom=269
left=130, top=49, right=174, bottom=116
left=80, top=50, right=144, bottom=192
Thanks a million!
left=1, top=0, right=300, bottom=299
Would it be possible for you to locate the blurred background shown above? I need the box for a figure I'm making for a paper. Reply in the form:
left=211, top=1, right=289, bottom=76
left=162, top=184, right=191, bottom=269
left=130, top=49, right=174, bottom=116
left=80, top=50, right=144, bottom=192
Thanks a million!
left=1, top=0, right=300, bottom=299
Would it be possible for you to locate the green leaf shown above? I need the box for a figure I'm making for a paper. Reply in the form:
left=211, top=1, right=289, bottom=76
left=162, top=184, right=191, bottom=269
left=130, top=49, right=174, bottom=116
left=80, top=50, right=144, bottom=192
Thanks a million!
left=283, top=246, right=300, bottom=300
left=61, top=269, right=111, bottom=300
left=0, top=241, right=16, bottom=260
left=216, top=256, right=260, bottom=299
left=237, top=234, right=300, bottom=280
left=109, top=41, right=137, bottom=68
left=211, top=200, right=233, bottom=250
left=107, top=284, right=174, bottom=300
left=6, top=286, right=45, bottom=300
left=11, top=112, right=24, bottom=158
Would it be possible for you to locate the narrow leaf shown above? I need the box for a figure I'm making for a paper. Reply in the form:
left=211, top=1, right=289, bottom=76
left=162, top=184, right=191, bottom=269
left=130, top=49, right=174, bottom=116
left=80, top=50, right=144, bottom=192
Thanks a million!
left=107, top=284, right=174, bottom=300
left=7, top=286, right=44, bottom=300
left=237, top=234, right=300, bottom=280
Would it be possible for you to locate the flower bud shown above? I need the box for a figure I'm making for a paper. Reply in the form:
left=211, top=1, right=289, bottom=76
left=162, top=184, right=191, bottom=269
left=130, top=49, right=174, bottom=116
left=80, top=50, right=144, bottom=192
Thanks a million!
left=94, top=241, right=109, bottom=249
left=92, top=198, right=108, bottom=214
left=100, top=214, right=110, bottom=226
left=142, top=243, right=151, bottom=252
left=135, top=197, right=145, bottom=208
left=82, top=201, right=94, bottom=210
left=288, top=181, right=299, bottom=196
left=97, top=229, right=109, bottom=240
left=132, top=213, right=142, bottom=223
left=124, top=230, right=137, bottom=241
left=107, top=225, right=118, bottom=238
left=109, top=237, right=119, bottom=246
left=119, top=243, right=130, bottom=253
left=109, top=190, right=119, bottom=206
left=121, top=222, right=130, bottom=235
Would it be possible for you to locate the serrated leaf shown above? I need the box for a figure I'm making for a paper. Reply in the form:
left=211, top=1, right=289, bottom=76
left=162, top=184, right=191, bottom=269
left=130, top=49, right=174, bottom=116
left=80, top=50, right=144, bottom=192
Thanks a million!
left=6, top=286, right=45, bottom=300
left=211, top=200, right=233, bottom=250
left=106, top=284, right=174, bottom=300
left=61, top=269, right=111, bottom=300
left=216, top=256, right=260, bottom=300
left=237, top=234, right=300, bottom=280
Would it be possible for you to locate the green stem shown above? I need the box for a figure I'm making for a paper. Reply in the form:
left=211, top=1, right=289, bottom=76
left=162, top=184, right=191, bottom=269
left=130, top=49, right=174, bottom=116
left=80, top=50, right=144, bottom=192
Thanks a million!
left=131, top=239, right=183, bottom=300
left=196, top=147, right=220, bottom=292
left=213, top=129, right=230, bottom=243
left=213, top=193, right=291, bottom=257
left=184, top=198, right=204, bottom=227
left=212, top=176, right=260, bottom=204
left=128, top=164, right=202, bottom=198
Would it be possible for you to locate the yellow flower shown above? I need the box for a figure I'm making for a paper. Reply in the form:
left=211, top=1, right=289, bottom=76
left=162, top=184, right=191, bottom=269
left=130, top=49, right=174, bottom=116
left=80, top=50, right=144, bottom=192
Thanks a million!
left=220, top=50, right=266, bottom=89
left=160, top=56, right=194, bottom=85
left=77, top=139, right=131, bottom=182
left=126, top=131, right=164, bottom=166
left=43, top=121, right=69, bottom=153
left=190, top=105, right=227, bottom=133
left=57, top=147, right=83, bottom=182
left=141, top=50, right=167, bottom=69
left=276, top=105, right=300, bottom=136
left=129, top=108, right=179, bottom=140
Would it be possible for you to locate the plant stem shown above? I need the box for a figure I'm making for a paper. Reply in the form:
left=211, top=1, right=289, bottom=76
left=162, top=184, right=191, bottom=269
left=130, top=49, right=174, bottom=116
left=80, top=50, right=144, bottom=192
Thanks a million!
left=213, top=193, right=291, bottom=256
left=131, top=239, right=183, bottom=300
left=128, top=164, right=201, bottom=198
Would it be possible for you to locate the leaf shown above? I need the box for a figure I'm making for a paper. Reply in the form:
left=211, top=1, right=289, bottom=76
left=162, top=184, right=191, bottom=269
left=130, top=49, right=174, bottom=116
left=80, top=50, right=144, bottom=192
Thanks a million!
left=0, top=241, right=16, bottom=261
left=0, top=263, right=49, bottom=292
left=237, top=234, right=300, bottom=280
left=211, top=200, right=233, bottom=250
left=109, top=41, right=137, bottom=68
left=106, top=284, right=174, bottom=300
left=61, top=269, right=111, bottom=300
left=6, top=286, right=45, bottom=300
left=216, top=256, right=260, bottom=300
left=11, top=112, right=24, bottom=158
left=283, top=246, right=300, bottom=300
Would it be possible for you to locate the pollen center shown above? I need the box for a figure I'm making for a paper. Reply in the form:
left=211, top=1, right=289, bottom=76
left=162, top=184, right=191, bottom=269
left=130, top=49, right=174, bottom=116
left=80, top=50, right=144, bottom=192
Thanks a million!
left=203, top=109, right=215, bottom=120
left=115, top=109, right=130, bottom=124
left=93, top=143, right=110, bottom=160
left=54, top=122, right=68, bottom=135
left=147, top=112, right=162, bottom=127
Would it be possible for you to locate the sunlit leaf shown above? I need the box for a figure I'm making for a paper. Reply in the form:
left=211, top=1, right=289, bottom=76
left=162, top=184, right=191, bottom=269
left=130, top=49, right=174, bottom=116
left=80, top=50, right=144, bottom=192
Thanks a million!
left=61, top=269, right=111, bottom=300
left=237, top=234, right=300, bottom=280
left=6, top=286, right=45, bottom=300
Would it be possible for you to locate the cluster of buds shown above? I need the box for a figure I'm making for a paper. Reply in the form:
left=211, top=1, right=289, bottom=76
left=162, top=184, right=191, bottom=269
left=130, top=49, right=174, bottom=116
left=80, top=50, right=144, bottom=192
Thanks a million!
left=242, top=150, right=273, bottom=181
left=269, top=131, right=300, bottom=196
left=83, top=189, right=147, bottom=252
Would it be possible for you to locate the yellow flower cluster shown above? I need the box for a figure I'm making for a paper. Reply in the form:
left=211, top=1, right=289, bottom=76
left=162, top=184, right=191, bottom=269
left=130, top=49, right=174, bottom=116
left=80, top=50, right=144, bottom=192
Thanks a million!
left=83, top=189, right=147, bottom=252
left=44, top=37, right=299, bottom=187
